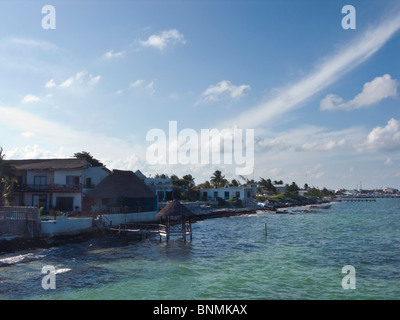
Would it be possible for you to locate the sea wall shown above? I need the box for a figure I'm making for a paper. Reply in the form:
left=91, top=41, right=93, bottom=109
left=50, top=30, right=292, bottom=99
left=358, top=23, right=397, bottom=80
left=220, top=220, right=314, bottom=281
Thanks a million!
left=40, top=217, right=94, bottom=237
left=102, top=211, right=158, bottom=226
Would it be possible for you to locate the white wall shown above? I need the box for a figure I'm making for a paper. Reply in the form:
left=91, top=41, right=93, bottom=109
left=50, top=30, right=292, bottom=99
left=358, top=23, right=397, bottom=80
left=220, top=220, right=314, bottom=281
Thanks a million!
left=41, top=218, right=94, bottom=237
left=84, top=167, right=109, bottom=187
left=102, top=211, right=158, bottom=225
left=54, top=169, right=82, bottom=185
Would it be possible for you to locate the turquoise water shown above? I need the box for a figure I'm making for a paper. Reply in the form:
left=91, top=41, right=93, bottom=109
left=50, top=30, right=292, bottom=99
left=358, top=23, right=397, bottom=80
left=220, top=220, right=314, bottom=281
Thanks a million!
left=1, top=198, right=399, bottom=300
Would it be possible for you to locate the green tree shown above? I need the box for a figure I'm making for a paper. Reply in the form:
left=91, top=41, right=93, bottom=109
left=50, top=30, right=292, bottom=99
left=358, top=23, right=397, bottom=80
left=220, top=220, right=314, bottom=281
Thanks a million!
left=210, top=170, right=227, bottom=188
left=258, top=177, right=276, bottom=194
left=73, top=151, right=103, bottom=167
left=198, top=180, right=211, bottom=189
left=0, top=147, right=17, bottom=205
left=286, top=181, right=300, bottom=194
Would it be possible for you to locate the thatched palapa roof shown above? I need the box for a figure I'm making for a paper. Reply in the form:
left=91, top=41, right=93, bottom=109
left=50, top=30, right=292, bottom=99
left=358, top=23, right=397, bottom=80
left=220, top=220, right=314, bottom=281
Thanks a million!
left=87, top=169, right=155, bottom=199
left=156, top=199, right=195, bottom=217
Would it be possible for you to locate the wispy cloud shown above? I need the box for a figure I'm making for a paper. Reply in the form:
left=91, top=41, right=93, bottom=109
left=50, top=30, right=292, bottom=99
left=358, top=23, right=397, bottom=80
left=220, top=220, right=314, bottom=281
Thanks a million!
left=22, top=94, right=40, bottom=103
left=44, top=71, right=101, bottom=89
left=129, top=79, right=155, bottom=95
left=6, top=37, right=58, bottom=51
left=320, top=74, right=398, bottom=111
left=103, top=49, right=126, bottom=59
left=220, top=11, right=400, bottom=129
left=197, top=80, right=251, bottom=104
left=139, top=29, right=185, bottom=50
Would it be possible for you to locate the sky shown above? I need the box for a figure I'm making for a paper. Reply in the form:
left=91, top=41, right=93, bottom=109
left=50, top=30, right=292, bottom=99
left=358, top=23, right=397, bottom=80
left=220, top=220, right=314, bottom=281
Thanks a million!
left=0, top=0, right=399, bottom=190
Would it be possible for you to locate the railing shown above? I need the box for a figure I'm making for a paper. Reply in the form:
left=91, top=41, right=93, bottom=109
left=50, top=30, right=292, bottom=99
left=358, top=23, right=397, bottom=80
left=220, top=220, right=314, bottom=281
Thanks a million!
left=94, top=206, right=155, bottom=214
left=0, top=211, right=38, bottom=221
left=13, top=183, right=91, bottom=192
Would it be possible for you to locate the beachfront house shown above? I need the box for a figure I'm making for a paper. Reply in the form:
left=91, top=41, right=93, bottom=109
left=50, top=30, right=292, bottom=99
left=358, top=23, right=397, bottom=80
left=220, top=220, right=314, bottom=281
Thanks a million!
left=87, top=169, right=158, bottom=214
left=7, top=158, right=110, bottom=213
left=200, top=184, right=256, bottom=206
left=135, top=170, right=174, bottom=201
left=273, top=184, right=287, bottom=194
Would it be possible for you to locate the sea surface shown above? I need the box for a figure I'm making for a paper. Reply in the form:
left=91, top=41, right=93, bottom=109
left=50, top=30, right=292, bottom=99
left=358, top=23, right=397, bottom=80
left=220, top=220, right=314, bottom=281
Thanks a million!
left=0, top=198, right=399, bottom=300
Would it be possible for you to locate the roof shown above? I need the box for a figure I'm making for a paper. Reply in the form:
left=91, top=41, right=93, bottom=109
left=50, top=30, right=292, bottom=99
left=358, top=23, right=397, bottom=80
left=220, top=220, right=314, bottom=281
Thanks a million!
left=7, top=158, right=87, bottom=170
left=156, top=200, right=195, bottom=217
left=134, top=169, right=147, bottom=179
left=87, top=169, right=155, bottom=199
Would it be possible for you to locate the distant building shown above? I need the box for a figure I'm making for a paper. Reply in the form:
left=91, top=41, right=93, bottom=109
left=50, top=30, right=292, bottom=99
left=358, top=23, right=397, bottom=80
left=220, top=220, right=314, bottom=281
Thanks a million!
left=135, top=170, right=174, bottom=201
left=200, top=184, right=256, bottom=204
left=6, top=158, right=110, bottom=212
left=273, top=184, right=287, bottom=194
left=384, top=187, right=397, bottom=194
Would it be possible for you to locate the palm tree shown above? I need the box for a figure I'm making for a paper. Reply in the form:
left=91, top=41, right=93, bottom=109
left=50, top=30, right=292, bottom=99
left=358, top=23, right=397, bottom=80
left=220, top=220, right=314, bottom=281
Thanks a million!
left=210, top=170, right=227, bottom=188
left=0, top=147, right=17, bottom=178
left=0, top=147, right=17, bottom=205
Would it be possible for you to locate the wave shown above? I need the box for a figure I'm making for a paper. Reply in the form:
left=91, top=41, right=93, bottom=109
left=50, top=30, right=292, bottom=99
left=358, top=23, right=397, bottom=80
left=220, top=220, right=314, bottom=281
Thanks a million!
left=0, top=253, right=45, bottom=267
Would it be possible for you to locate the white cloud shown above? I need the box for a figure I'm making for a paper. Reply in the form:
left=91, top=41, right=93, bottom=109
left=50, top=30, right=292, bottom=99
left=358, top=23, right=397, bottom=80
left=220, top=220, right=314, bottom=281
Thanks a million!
left=6, top=144, right=66, bottom=159
left=45, top=71, right=101, bottom=90
left=7, top=38, right=58, bottom=51
left=21, top=131, right=35, bottom=138
left=0, top=106, right=145, bottom=169
left=44, top=78, right=56, bottom=88
left=104, top=50, right=125, bottom=59
left=130, top=79, right=155, bottom=95
left=385, top=157, right=393, bottom=165
left=22, top=94, right=40, bottom=103
left=320, top=74, right=398, bottom=111
left=219, top=11, right=400, bottom=129
left=198, top=80, right=251, bottom=104
left=357, top=118, right=400, bottom=152
left=140, top=29, right=185, bottom=50
left=88, top=75, right=101, bottom=86
left=130, top=80, right=144, bottom=88
left=60, top=77, right=74, bottom=88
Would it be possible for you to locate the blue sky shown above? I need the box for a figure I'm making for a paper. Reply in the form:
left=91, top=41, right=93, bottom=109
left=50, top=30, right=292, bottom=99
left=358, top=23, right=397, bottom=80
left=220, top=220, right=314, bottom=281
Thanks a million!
left=0, top=0, right=399, bottom=190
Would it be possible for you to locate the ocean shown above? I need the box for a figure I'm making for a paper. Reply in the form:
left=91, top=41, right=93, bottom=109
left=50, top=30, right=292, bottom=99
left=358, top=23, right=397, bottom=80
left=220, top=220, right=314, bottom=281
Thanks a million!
left=0, top=198, right=399, bottom=300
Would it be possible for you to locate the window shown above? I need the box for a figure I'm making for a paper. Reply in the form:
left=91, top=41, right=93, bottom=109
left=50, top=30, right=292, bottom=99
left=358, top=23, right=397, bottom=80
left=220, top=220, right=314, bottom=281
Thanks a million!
left=34, top=176, right=47, bottom=185
left=85, top=178, right=92, bottom=188
left=66, top=176, right=80, bottom=186
left=214, top=191, right=218, bottom=198
left=56, top=197, right=74, bottom=212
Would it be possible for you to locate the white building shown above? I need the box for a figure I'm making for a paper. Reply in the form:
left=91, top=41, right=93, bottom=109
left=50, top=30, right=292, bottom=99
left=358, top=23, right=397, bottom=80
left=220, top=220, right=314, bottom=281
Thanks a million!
left=8, top=158, right=110, bottom=213
left=200, top=184, right=256, bottom=203
left=135, top=170, right=174, bottom=201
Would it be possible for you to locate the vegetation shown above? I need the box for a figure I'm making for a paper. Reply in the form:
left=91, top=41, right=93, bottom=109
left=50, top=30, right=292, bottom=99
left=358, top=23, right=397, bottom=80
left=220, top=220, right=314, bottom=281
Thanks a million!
left=0, top=147, right=17, bottom=205
left=73, top=151, right=104, bottom=167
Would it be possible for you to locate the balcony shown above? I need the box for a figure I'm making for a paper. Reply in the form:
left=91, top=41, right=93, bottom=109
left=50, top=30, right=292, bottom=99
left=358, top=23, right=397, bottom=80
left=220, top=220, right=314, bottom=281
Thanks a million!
left=13, top=183, right=91, bottom=193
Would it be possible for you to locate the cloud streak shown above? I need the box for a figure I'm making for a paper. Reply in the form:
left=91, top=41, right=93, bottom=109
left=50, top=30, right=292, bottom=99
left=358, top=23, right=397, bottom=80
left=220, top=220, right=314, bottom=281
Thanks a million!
left=220, top=11, right=400, bottom=129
